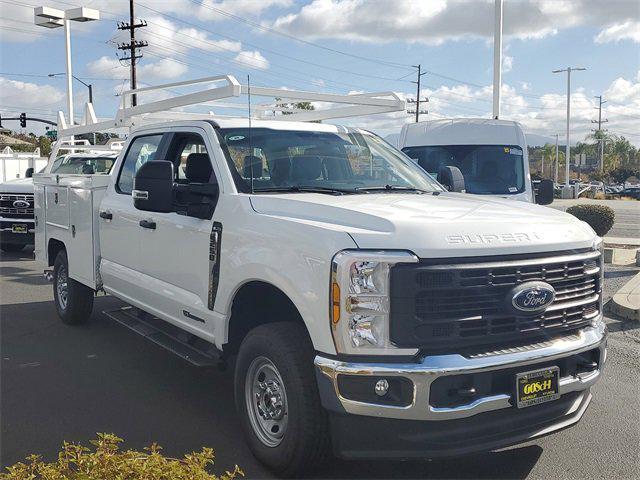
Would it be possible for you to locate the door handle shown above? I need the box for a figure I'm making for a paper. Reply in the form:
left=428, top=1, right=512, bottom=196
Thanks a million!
left=99, top=211, right=113, bottom=220
left=139, top=219, right=156, bottom=230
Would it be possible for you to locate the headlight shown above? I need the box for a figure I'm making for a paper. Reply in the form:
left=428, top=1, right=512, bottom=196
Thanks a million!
left=331, top=250, right=419, bottom=355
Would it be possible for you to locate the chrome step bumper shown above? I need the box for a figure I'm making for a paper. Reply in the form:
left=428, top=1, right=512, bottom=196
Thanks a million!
left=315, top=318, right=606, bottom=421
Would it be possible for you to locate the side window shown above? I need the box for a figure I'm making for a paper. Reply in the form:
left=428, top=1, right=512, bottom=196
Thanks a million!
left=117, top=135, right=163, bottom=194
left=168, top=134, right=216, bottom=184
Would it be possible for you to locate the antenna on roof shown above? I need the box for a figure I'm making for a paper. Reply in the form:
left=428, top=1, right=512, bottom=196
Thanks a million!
left=247, top=74, right=254, bottom=194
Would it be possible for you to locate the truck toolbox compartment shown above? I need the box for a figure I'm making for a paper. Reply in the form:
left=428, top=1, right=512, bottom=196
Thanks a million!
left=33, top=174, right=111, bottom=288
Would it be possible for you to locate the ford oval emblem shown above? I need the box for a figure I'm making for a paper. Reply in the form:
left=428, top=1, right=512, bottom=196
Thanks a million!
left=509, top=281, right=555, bottom=314
left=13, top=200, right=30, bottom=208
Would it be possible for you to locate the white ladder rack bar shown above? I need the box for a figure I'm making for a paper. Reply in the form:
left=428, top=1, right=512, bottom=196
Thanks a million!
left=57, top=74, right=405, bottom=138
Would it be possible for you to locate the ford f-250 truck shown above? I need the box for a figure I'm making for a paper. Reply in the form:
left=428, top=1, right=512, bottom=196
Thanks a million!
left=34, top=76, right=606, bottom=477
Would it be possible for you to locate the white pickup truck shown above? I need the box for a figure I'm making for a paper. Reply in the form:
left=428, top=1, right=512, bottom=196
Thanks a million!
left=34, top=78, right=606, bottom=477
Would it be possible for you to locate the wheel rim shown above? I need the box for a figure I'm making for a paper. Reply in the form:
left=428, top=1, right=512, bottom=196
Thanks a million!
left=245, top=356, right=289, bottom=447
left=56, top=264, right=68, bottom=310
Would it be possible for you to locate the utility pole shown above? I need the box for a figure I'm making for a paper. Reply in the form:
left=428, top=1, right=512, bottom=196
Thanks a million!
left=411, top=64, right=427, bottom=123
left=554, top=133, right=559, bottom=184
left=552, top=66, right=586, bottom=188
left=492, top=0, right=503, bottom=119
left=591, top=95, right=608, bottom=172
left=117, top=0, right=147, bottom=107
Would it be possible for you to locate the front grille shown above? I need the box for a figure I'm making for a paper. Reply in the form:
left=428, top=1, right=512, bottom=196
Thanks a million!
left=390, top=249, right=601, bottom=352
left=0, top=193, right=34, bottom=219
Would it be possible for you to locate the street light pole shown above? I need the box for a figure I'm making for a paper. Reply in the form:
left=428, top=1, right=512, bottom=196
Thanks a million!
left=34, top=6, right=100, bottom=133
left=48, top=73, right=93, bottom=105
left=492, top=0, right=503, bottom=119
left=554, top=133, right=559, bottom=184
left=553, top=66, right=586, bottom=188
left=63, top=19, right=74, bottom=126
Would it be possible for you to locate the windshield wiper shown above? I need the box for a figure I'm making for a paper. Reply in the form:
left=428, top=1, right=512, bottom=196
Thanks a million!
left=355, top=185, right=429, bottom=194
left=252, top=186, right=354, bottom=195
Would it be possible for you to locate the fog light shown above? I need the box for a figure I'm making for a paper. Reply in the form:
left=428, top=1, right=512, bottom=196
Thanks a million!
left=374, top=379, right=389, bottom=396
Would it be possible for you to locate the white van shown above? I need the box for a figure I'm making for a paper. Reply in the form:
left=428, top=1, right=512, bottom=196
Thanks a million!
left=398, top=118, right=552, bottom=204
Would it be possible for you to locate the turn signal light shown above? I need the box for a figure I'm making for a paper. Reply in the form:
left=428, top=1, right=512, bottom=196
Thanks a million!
left=332, top=282, right=341, bottom=323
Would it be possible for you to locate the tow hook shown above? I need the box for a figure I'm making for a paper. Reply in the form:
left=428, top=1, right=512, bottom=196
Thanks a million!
left=44, top=269, right=54, bottom=282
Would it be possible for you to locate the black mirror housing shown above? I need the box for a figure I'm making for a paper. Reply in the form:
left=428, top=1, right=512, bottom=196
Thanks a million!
left=25, top=167, right=34, bottom=178
left=438, top=166, right=466, bottom=193
left=535, top=179, right=554, bottom=205
left=133, top=161, right=174, bottom=212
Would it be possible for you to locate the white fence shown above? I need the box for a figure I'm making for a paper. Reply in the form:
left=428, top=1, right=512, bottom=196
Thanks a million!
left=0, top=147, right=48, bottom=182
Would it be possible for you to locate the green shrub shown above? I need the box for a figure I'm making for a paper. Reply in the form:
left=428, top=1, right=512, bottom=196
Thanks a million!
left=0, top=433, right=243, bottom=480
left=566, top=204, right=615, bottom=236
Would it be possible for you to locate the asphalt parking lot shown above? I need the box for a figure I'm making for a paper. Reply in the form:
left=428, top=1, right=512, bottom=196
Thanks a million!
left=1, top=250, right=639, bottom=479
left=551, top=198, right=639, bottom=240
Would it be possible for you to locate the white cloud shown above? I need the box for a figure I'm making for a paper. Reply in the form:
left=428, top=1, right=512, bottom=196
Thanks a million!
left=503, top=55, right=513, bottom=73
left=87, top=57, right=130, bottom=80
left=87, top=56, right=188, bottom=81
left=268, top=0, right=639, bottom=45
left=235, top=50, right=270, bottom=70
left=594, top=20, right=640, bottom=44
left=139, top=58, right=188, bottom=79
left=0, top=77, right=64, bottom=107
left=195, top=0, right=293, bottom=20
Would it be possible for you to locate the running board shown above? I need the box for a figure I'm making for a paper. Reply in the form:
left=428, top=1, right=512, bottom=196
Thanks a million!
left=103, top=306, right=223, bottom=367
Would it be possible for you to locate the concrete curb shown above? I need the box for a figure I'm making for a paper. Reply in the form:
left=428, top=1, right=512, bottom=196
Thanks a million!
left=609, top=272, right=640, bottom=321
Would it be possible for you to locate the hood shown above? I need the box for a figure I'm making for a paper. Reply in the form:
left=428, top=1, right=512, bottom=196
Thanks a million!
left=249, top=192, right=596, bottom=258
left=0, top=177, right=34, bottom=193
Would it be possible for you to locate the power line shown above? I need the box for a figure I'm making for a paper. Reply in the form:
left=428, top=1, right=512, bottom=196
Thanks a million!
left=184, top=0, right=413, bottom=71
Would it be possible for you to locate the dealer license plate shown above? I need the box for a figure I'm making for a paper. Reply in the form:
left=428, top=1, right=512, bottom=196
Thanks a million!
left=11, top=224, right=27, bottom=234
left=516, top=366, right=560, bottom=408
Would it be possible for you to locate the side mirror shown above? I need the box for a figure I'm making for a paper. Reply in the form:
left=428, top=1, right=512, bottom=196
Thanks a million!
left=535, top=179, right=554, bottom=205
left=25, top=167, right=34, bottom=178
left=438, top=166, right=465, bottom=193
left=133, top=161, right=174, bottom=213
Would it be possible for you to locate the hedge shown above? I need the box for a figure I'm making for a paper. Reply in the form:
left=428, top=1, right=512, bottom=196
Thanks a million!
left=0, top=433, right=243, bottom=480
left=566, top=204, right=615, bottom=237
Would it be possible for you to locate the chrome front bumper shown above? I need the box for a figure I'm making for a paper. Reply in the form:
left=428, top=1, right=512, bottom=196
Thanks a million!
left=315, top=319, right=607, bottom=421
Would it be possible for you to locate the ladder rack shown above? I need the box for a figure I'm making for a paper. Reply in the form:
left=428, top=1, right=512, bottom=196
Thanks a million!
left=57, top=74, right=405, bottom=138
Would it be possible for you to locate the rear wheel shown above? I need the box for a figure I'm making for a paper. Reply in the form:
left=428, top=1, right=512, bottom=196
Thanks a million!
left=53, top=249, right=94, bottom=325
left=1, top=243, right=25, bottom=252
left=235, top=322, right=330, bottom=477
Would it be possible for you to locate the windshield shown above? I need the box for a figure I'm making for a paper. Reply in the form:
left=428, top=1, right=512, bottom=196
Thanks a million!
left=216, top=128, right=442, bottom=194
left=50, top=155, right=115, bottom=175
left=401, top=144, right=525, bottom=195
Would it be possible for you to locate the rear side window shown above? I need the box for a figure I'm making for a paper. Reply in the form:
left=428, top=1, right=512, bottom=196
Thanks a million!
left=117, top=135, right=163, bottom=194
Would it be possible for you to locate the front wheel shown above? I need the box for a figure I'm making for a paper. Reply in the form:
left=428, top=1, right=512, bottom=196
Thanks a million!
left=53, top=249, right=94, bottom=325
left=234, top=322, right=330, bottom=477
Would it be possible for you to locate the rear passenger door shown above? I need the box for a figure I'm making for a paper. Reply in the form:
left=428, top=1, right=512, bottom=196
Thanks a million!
left=99, top=133, right=167, bottom=301
left=135, top=128, right=221, bottom=340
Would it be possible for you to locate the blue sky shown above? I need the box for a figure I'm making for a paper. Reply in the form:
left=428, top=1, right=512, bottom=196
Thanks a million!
left=0, top=0, right=638, bottom=144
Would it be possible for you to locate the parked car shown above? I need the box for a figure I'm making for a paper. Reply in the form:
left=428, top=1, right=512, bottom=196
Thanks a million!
left=397, top=118, right=553, bottom=205
left=621, top=186, right=640, bottom=199
left=35, top=78, right=606, bottom=476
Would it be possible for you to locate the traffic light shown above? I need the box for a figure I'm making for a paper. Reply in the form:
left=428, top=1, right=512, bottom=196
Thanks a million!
left=19, top=113, right=27, bottom=128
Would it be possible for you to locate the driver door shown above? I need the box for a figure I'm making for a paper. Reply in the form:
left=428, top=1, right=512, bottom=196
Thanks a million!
left=135, top=128, right=221, bottom=340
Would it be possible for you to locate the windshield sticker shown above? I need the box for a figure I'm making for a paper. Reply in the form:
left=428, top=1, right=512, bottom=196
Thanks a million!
left=509, top=187, right=518, bottom=192
left=228, top=135, right=245, bottom=141
left=510, top=148, right=523, bottom=156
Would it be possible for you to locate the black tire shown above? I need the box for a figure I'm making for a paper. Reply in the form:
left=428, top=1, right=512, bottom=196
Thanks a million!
left=234, top=322, right=330, bottom=477
left=53, top=249, right=94, bottom=325
left=1, top=243, right=25, bottom=252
